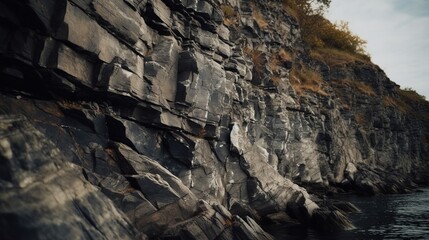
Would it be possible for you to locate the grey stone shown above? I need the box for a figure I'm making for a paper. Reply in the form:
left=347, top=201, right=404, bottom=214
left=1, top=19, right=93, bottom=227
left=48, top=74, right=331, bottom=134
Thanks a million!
left=229, top=200, right=261, bottom=221
left=217, top=24, right=230, bottom=42
left=134, top=173, right=182, bottom=208
left=173, top=139, right=227, bottom=204
left=213, top=141, right=230, bottom=163
left=232, top=216, right=272, bottom=240
left=60, top=2, right=144, bottom=77
left=136, top=194, right=198, bottom=237
left=162, top=208, right=224, bottom=240
left=122, top=191, right=157, bottom=218
left=196, top=1, right=213, bottom=19
left=311, top=209, right=355, bottom=231
left=164, top=132, right=196, bottom=167
left=0, top=116, right=140, bottom=240
left=115, top=143, right=194, bottom=198
left=97, top=63, right=148, bottom=100
left=92, top=0, right=141, bottom=44
left=217, top=40, right=232, bottom=57
left=123, top=0, right=147, bottom=10
left=145, top=0, right=173, bottom=31
left=192, top=28, right=219, bottom=50
left=144, top=37, right=180, bottom=102
left=23, top=0, right=67, bottom=33
left=172, top=12, right=188, bottom=38
left=39, top=40, right=95, bottom=87
left=105, top=116, right=160, bottom=157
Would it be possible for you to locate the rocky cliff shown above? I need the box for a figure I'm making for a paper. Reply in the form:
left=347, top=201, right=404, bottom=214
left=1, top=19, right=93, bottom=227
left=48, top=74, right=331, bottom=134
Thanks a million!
left=1, top=0, right=428, bottom=239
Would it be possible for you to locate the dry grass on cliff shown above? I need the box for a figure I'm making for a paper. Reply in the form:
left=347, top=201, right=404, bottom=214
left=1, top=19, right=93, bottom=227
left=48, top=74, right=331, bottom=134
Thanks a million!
left=268, top=55, right=280, bottom=72
left=398, top=89, right=429, bottom=117
left=269, top=48, right=293, bottom=72
left=399, top=88, right=427, bottom=102
left=282, top=0, right=370, bottom=59
left=281, top=1, right=299, bottom=20
left=382, top=96, right=397, bottom=107
left=271, top=76, right=282, bottom=86
left=332, top=79, right=376, bottom=96
left=383, top=89, right=428, bottom=114
left=310, top=48, right=370, bottom=66
left=221, top=4, right=238, bottom=26
left=244, top=46, right=265, bottom=75
left=279, top=48, right=293, bottom=62
left=251, top=3, right=269, bottom=29
left=354, top=112, right=366, bottom=125
left=268, top=49, right=294, bottom=86
left=383, top=96, right=410, bottom=113
left=290, top=65, right=327, bottom=96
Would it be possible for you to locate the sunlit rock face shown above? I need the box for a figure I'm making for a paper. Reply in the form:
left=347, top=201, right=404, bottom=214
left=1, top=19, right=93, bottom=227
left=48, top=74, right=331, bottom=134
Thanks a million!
left=0, top=0, right=428, bottom=239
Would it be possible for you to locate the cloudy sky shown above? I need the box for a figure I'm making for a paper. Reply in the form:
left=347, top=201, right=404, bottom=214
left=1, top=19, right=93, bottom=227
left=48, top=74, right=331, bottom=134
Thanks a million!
left=327, top=0, right=429, bottom=99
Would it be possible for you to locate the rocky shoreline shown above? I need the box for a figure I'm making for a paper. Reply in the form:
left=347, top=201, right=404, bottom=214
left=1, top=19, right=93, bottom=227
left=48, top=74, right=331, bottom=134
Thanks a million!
left=1, top=0, right=428, bottom=239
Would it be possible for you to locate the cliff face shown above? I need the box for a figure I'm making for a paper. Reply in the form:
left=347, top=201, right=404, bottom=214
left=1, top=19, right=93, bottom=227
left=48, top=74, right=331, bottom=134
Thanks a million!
left=0, top=0, right=428, bottom=239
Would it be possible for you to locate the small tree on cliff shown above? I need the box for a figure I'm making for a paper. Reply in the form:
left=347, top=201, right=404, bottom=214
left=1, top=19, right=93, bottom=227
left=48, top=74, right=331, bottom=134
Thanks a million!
left=283, top=0, right=368, bottom=56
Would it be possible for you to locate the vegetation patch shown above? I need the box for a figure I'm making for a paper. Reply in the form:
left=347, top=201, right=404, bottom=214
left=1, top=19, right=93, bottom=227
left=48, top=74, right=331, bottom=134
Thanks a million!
left=221, top=4, right=238, bottom=27
left=269, top=48, right=293, bottom=72
left=383, top=88, right=429, bottom=115
left=397, top=88, right=429, bottom=118
left=251, top=2, right=269, bottom=29
left=282, top=0, right=369, bottom=58
left=244, top=46, right=265, bottom=76
left=290, top=64, right=327, bottom=96
left=282, top=0, right=300, bottom=20
left=271, top=75, right=282, bottom=86
left=399, top=88, right=426, bottom=102
left=382, top=96, right=410, bottom=113
left=268, top=54, right=280, bottom=72
left=382, top=96, right=397, bottom=107
left=354, top=112, right=366, bottom=125
left=332, top=79, right=376, bottom=96
left=279, top=48, right=293, bottom=62
left=310, top=48, right=370, bottom=66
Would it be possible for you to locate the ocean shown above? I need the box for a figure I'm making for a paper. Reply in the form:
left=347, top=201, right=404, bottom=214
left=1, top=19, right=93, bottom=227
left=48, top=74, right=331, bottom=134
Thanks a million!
left=264, top=188, right=429, bottom=239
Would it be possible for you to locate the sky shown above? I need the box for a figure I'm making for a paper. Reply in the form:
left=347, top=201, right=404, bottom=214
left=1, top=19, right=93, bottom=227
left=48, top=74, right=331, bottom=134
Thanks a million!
left=327, top=0, right=429, bottom=99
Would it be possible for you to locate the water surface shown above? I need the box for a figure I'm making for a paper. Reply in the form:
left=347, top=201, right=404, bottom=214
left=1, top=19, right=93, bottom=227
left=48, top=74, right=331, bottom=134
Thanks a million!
left=264, top=188, right=429, bottom=239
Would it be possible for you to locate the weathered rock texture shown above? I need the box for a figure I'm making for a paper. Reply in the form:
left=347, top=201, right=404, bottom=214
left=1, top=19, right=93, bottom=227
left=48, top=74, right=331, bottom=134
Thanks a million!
left=0, top=0, right=428, bottom=239
left=0, top=116, right=142, bottom=239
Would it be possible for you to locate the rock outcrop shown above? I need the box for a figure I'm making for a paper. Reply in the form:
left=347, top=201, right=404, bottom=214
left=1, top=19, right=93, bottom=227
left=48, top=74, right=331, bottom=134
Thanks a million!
left=0, top=0, right=428, bottom=239
left=0, top=116, right=142, bottom=239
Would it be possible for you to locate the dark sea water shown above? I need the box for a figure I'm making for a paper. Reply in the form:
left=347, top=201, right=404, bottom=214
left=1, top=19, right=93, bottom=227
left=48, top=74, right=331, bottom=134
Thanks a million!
left=264, top=188, right=429, bottom=239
